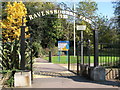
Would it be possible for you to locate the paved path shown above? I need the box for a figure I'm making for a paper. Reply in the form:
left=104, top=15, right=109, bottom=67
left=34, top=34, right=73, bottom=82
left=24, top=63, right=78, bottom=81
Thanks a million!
left=31, top=58, right=119, bottom=88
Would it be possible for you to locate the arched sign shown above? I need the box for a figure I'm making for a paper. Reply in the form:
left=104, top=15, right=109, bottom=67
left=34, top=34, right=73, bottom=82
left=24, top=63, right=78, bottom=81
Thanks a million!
left=28, top=9, right=92, bottom=24
left=20, top=2, right=98, bottom=70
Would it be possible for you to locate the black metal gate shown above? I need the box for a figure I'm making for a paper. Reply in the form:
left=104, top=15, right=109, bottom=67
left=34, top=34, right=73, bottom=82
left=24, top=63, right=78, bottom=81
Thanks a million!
left=68, top=39, right=93, bottom=75
left=99, top=42, right=120, bottom=80
left=68, top=35, right=120, bottom=81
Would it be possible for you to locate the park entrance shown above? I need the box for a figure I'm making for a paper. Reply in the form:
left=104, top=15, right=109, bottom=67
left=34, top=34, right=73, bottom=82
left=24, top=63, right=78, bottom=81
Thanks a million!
left=20, top=2, right=120, bottom=81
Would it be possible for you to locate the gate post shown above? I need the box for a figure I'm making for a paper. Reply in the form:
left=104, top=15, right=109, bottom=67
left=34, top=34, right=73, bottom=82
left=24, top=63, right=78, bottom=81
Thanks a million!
left=81, top=30, right=84, bottom=64
left=93, top=30, right=99, bottom=67
left=87, top=39, right=91, bottom=67
left=30, top=37, right=33, bottom=81
left=20, top=17, right=26, bottom=70
left=20, top=26, right=26, bottom=70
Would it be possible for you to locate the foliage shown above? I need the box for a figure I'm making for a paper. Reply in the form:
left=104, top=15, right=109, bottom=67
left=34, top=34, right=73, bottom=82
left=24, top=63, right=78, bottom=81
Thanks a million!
left=2, top=40, right=20, bottom=70
left=75, top=0, right=98, bottom=42
left=76, top=0, right=119, bottom=43
left=57, top=19, right=74, bottom=41
left=25, top=2, right=63, bottom=48
left=76, top=0, right=98, bottom=19
left=50, top=47, right=58, bottom=56
left=5, top=73, right=14, bottom=87
left=32, top=42, right=41, bottom=57
left=1, top=2, right=29, bottom=42
left=0, top=43, right=2, bottom=69
left=25, top=1, right=98, bottom=48
left=25, top=2, right=75, bottom=48
left=40, top=17, right=64, bottom=48
left=114, top=1, right=120, bottom=27
left=1, top=39, right=32, bottom=70
left=1, top=2, right=33, bottom=70
left=1, top=39, right=33, bottom=86
left=1, top=70, right=15, bottom=87
left=1, top=2, right=33, bottom=87
left=113, top=1, right=120, bottom=41
left=96, top=15, right=118, bottom=43
left=31, top=42, right=59, bottom=57
left=25, top=40, right=32, bottom=70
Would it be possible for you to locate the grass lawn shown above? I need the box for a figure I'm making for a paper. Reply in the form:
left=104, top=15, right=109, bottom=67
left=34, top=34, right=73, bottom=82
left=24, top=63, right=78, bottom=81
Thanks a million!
left=43, top=56, right=119, bottom=64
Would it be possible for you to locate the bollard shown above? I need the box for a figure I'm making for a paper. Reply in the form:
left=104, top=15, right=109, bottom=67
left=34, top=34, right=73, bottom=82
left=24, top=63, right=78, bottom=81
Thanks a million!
left=49, top=51, right=52, bottom=62
left=77, top=48, right=79, bottom=75
left=68, top=50, right=70, bottom=70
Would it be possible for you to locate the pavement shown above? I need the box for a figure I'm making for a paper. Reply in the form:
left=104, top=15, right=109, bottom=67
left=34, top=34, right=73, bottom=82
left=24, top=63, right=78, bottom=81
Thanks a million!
left=31, top=58, right=119, bottom=88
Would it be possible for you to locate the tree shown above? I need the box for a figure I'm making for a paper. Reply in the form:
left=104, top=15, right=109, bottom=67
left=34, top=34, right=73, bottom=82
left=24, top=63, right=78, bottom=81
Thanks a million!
left=75, top=0, right=118, bottom=43
left=1, top=2, right=29, bottom=70
left=1, top=2, right=28, bottom=42
left=76, top=0, right=98, bottom=19
left=25, top=2, right=65, bottom=48
left=113, top=1, right=120, bottom=40
left=114, top=1, right=120, bottom=27
left=96, top=15, right=118, bottom=43
left=75, top=0, right=98, bottom=42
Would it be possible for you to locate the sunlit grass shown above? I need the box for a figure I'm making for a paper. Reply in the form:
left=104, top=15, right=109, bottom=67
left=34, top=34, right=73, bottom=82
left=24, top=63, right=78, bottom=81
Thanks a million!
left=43, top=56, right=119, bottom=64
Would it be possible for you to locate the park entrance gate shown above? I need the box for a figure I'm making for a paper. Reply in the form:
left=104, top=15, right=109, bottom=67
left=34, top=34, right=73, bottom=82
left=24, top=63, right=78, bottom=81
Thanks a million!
left=20, top=2, right=120, bottom=81
left=68, top=32, right=120, bottom=80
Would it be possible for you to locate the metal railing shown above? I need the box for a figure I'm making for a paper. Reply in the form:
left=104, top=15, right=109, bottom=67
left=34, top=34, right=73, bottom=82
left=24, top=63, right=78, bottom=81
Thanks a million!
left=98, top=42, right=120, bottom=80
left=99, top=43, right=120, bottom=68
left=68, top=42, right=120, bottom=80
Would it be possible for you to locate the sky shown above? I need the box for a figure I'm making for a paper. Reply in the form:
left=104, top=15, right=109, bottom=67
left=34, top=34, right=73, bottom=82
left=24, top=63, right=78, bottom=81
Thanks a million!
left=97, top=2, right=115, bottom=19
left=2, top=0, right=115, bottom=19
left=56, top=0, right=115, bottom=19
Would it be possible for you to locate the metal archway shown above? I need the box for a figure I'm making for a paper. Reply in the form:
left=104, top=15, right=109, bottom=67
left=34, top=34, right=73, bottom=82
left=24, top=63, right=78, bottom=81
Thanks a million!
left=20, top=2, right=98, bottom=72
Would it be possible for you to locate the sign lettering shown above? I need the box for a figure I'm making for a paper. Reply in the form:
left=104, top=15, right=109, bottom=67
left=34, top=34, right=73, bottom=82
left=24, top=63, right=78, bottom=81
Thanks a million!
left=28, top=9, right=92, bottom=24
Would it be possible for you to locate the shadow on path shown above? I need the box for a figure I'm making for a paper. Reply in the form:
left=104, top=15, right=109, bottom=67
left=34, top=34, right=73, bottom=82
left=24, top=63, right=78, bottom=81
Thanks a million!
left=34, top=70, right=120, bottom=87
left=33, top=58, right=120, bottom=88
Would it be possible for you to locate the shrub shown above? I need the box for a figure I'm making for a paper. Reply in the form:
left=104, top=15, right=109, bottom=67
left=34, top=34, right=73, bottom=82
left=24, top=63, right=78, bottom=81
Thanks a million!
left=50, top=47, right=58, bottom=56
